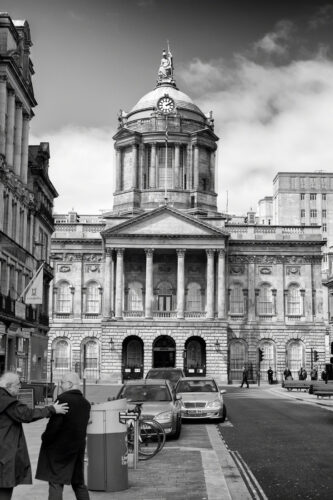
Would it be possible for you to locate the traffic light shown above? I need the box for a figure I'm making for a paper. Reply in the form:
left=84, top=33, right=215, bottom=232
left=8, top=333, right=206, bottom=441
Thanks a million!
left=331, top=342, right=333, bottom=355
left=258, top=348, right=264, bottom=362
left=313, top=350, right=319, bottom=362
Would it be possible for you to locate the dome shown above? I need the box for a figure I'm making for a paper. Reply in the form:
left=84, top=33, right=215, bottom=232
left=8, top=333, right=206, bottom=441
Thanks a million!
left=127, top=84, right=205, bottom=120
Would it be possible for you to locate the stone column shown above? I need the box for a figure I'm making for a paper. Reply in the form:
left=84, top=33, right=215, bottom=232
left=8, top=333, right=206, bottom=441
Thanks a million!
left=176, top=249, right=186, bottom=319
left=13, top=102, right=23, bottom=177
left=139, top=143, right=144, bottom=189
left=115, top=248, right=124, bottom=318
left=150, top=143, right=156, bottom=188
left=5, top=90, right=15, bottom=167
left=193, top=145, right=199, bottom=189
left=145, top=248, right=154, bottom=318
left=115, top=148, right=121, bottom=191
left=187, top=144, right=192, bottom=189
left=174, top=144, right=180, bottom=188
left=217, top=249, right=226, bottom=319
left=103, top=248, right=113, bottom=317
left=132, top=144, right=138, bottom=188
left=206, top=249, right=215, bottom=319
left=21, top=113, right=30, bottom=184
left=0, top=76, right=7, bottom=156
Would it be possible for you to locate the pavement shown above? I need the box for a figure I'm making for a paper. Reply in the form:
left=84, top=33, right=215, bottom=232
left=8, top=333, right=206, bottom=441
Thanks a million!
left=11, top=382, right=333, bottom=500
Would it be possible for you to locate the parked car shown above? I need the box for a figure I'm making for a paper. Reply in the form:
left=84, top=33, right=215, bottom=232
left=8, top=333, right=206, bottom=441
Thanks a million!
left=145, top=367, right=185, bottom=388
left=175, top=377, right=226, bottom=422
left=116, top=379, right=182, bottom=438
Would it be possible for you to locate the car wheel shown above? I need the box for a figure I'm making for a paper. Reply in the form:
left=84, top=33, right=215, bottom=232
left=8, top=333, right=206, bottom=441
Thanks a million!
left=219, top=403, right=227, bottom=423
left=171, top=417, right=182, bottom=439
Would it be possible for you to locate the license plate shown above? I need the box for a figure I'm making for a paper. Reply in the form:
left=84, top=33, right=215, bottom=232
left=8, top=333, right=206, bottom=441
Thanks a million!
left=186, top=410, right=202, bottom=415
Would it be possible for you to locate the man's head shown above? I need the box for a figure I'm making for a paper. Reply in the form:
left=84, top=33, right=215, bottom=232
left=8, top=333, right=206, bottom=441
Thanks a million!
left=0, top=371, right=21, bottom=396
left=60, top=372, right=81, bottom=393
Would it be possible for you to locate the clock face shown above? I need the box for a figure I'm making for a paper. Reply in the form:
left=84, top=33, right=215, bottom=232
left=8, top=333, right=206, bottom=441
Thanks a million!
left=157, top=96, right=175, bottom=114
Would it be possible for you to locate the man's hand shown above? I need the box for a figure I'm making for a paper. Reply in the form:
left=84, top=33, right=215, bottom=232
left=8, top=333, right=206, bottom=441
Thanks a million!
left=53, top=400, right=69, bottom=414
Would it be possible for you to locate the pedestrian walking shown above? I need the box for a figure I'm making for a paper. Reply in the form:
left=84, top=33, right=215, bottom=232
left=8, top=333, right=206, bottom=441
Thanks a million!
left=283, top=367, right=292, bottom=380
left=240, top=366, right=249, bottom=388
left=36, top=372, right=91, bottom=500
left=267, top=367, right=274, bottom=384
left=0, top=371, right=68, bottom=500
left=310, top=367, right=318, bottom=381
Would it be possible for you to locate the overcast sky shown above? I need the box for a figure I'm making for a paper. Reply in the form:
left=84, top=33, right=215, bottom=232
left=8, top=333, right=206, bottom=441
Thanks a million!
left=3, top=0, right=333, bottom=215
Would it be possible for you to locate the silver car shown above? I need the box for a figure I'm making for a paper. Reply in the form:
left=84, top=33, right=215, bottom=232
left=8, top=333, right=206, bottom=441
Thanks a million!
left=116, top=379, right=182, bottom=438
left=175, top=377, right=227, bottom=422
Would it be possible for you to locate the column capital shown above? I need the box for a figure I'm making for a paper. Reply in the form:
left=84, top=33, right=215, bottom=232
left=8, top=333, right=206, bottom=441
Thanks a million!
left=0, top=75, right=8, bottom=83
left=176, top=248, right=186, bottom=257
left=116, top=248, right=125, bottom=256
left=105, top=247, right=114, bottom=256
left=144, top=248, right=154, bottom=256
left=8, top=88, right=15, bottom=97
left=217, top=248, right=226, bottom=256
left=22, top=111, right=31, bottom=121
left=15, top=101, right=23, bottom=109
left=206, top=249, right=216, bottom=257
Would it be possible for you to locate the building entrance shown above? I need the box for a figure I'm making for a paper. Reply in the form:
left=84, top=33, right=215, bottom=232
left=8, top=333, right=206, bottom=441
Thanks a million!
left=153, top=336, right=175, bottom=368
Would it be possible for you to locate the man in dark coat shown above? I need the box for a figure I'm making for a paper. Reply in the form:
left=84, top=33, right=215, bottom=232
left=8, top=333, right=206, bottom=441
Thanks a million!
left=0, top=371, right=68, bottom=500
left=240, top=365, right=249, bottom=388
left=36, top=372, right=91, bottom=500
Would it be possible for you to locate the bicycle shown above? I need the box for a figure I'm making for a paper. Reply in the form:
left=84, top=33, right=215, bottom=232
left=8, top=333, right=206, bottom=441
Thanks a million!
left=126, top=402, right=166, bottom=460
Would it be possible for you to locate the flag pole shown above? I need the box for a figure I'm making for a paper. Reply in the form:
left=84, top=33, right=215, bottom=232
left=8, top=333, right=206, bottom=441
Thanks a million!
left=164, top=113, right=168, bottom=204
left=19, top=262, right=44, bottom=300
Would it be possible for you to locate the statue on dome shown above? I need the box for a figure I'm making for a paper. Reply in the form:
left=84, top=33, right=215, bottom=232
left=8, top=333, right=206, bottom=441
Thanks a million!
left=157, top=43, right=174, bottom=83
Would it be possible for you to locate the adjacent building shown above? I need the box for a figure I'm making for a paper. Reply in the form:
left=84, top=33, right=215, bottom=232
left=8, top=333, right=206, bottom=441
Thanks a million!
left=49, top=52, right=328, bottom=385
left=0, top=13, right=57, bottom=380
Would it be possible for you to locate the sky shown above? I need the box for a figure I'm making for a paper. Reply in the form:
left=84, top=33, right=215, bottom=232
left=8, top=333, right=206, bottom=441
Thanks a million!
left=3, top=0, right=333, bottom=215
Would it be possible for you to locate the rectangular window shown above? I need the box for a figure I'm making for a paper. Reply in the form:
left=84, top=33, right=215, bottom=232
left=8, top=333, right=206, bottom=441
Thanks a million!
left=301, top=209, right=305, bottom=218
left=322, top=210, right=327, bottom=218
left=310, top=193, right=317, bottom=200
left=310, top=209, right=317, bottom=218
left=300, top=193, right=305, bottom=200
left=322, top=193, right=326, bottom=201
left=300, top=177, right=306, bottom=188
left=230, top=287, right=244, bottom=314
left=323, top=223, right=327, bottom=232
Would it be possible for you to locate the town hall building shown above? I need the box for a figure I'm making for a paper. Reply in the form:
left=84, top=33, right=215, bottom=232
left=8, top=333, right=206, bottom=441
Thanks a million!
left=49, top=50, right=327, bottom=384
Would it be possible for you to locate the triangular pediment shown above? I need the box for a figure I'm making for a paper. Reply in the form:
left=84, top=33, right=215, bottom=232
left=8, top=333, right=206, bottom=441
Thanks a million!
left=102, top=206, right=228, bottom=238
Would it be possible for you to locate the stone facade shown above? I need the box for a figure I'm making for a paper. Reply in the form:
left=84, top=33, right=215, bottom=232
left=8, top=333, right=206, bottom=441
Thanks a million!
left=49, top=53, right=328, bottom=385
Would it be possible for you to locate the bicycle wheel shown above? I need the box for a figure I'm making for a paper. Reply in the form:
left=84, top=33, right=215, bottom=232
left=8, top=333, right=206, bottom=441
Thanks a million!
left=138, top=419, right=165, bottom=460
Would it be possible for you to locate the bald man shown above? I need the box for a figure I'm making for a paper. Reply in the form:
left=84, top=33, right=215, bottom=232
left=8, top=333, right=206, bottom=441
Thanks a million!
left=36, top=372, right=91, bottom=500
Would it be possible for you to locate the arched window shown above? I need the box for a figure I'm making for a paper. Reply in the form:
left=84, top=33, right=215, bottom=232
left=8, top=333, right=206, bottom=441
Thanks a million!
left=54, top=339, right=70, bottom=369
left=186, top=282, right=202, bottom=311
left=127, top=281, right=143, bottom=311
left=86, top=282, right=100, bottom=314
left=257, top=284, right=274, bottom=315
left=287, top=285, right=302, bottom=315
left=83, top=339, right=98, bottom=369
left=229, top=285, right=244, bottom=314
left=56, top=282, right=71, bottom=313
left=287, top=340, right=304, bottom=378
left=156, top=281, right=173, bottom=311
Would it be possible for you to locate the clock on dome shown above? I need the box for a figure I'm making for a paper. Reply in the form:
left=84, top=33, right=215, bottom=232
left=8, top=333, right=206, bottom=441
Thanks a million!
left=157, top=95, right=175, bottom=114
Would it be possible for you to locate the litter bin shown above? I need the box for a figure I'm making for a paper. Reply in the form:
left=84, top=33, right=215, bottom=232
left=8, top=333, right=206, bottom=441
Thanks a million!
left=87, top=399, right=128, bottom=492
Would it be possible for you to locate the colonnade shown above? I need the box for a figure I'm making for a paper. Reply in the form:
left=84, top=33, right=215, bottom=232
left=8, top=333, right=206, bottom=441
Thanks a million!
left=115, top=142, right=216, bottom=192
left=103, top=247, right=226, bottom=320
left=0, top=75, right=30, bottom=184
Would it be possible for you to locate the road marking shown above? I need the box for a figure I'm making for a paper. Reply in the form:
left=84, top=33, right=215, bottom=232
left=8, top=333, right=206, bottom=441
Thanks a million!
left=230, top=450, right=268, bottom=500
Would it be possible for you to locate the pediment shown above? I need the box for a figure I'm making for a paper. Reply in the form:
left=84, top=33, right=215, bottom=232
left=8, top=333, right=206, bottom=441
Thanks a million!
left=102, top=207, right=228, bottom=238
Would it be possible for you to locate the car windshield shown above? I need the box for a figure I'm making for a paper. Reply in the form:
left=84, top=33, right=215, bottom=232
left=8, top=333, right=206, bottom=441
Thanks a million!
left=147, top=370, right=182, bottom=383
left=176, top=380, right=218, bottom=393
left=120, top=384, right=171, bottom=402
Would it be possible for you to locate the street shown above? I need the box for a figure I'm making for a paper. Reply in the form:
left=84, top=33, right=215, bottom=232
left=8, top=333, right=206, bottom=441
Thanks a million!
left=221, top=386, right=333, bottom=500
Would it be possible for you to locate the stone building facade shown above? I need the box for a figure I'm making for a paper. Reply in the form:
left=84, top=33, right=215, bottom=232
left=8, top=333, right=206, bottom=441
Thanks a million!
left=0, top=13, right=57, bottom=380
left=49, top=52, right=328, bottom=384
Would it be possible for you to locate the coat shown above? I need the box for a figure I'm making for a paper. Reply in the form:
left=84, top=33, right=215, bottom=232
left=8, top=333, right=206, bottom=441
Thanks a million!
left=0, top=387, right=55, bottom=488
left=35, top=389, right=91, bottom=485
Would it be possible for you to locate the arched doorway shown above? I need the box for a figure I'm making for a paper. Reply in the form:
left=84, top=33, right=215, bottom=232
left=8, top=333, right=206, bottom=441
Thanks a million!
left=153, top=336, right=176, bottom=368
left=229, top=339, right=248, bottom=383
left=184, top=337, right=206, bottom=376
left=122, top=336, right=144, bottom=381
left=286, top=340, right=305, bottom=380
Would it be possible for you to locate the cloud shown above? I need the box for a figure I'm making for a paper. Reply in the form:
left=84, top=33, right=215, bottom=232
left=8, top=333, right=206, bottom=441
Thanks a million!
left=179, top=53, right=333, bottom=215
left=253, top=20, right=294, bottom=57
left=309, top=4, right=333, bottom=29
left=31, top=126, right=116, bottom=214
